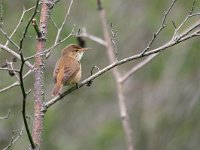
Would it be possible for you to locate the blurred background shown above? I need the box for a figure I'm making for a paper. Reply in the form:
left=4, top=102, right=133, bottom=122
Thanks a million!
left=0, top=0, right=200, bottom=149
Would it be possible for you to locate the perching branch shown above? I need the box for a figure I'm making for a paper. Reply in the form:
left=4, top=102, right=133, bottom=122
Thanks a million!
left=44, top=18, right=200, bottom=109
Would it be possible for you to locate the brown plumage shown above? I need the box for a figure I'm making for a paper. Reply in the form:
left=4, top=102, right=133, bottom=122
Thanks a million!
left=52, top=44, right=90, bottom=96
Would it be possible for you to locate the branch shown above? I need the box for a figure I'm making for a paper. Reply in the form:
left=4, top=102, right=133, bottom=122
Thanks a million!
left=32, top=18, right=42, bottom=38
left=0, top=67, right=19, bottom=72
left=2, top=125, right=24, bottom=150
left=97, top=1, right=134, bottom=150
left=25, top=26, right=75, bottom=61
left=18, top=0, right=40, bottom=149
left=32, top=0, right=56, bottom=147
left=0, top=44, right=33, bottom=69
left=44, top=22, right=200, bottom=109
left=0, top=69, right=32, bottom=93
left=45, top=0, right=74, bottom=57
left=54, top=0, right=74, bottom=44
left=0, top=27, right=19, bottom=49
left=119, top=0, right=200, bottom=84
left=4, top=6, right=36, bottom=47
left=119, top=53, right=159, bottom=84
left=141, top=0, right=177, bottom=55
left=77, top=28, right=106, bottom=46
left=118, top=0, right=178, bottom=84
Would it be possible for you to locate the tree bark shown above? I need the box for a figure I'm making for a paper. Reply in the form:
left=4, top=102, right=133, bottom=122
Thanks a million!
left=32, top=0, right=54, bottom=147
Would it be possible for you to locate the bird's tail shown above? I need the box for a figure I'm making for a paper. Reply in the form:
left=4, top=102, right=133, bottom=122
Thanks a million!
left=52, top=83, right=63, bottom=96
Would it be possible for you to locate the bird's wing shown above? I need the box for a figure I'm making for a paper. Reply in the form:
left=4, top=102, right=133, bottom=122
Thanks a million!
left=53, top=60, right=60, bottom=84
left=62, top=58, right=80, bottom=84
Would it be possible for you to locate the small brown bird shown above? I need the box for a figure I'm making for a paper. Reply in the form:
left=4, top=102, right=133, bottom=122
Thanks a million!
left=52, top=44, right=90, bottom=96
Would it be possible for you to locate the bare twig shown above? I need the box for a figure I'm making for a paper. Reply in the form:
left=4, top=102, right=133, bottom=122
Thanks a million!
left=0, top=69, right=32, bottom=93
left=32, top=18, right=42, bottom=38
left=173, top=6, right=200, bottom=40
left=4, top=6, right=36, bottom=47
left=0, top=27, right=19, bottom=49
left=25, top=26, right=75, bottom=61
left=141, top=0, right=177, bottom=55
left=0, top=109, right=10, bottom=120
left=45, top=0, right=74, bottom=58
left=0, top=67, right=19, bottom=72
left=50, top=15, right=59, bottom=30
left=54, top=0, right=74, bottom=44
left=18, top=0, right=40, bottom=149
left=119, top=0, right=200, bottom=84
left=119, top=53, right=159, bottom=84
left=2, top=125, right=24, bottom=150
left=77, top=28, right=106, bottom=46
left=0, top=44, right=33, bottom=69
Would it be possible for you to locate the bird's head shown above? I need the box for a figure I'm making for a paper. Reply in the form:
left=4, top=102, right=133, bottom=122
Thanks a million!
left=62, top=44, right=91, bottom=61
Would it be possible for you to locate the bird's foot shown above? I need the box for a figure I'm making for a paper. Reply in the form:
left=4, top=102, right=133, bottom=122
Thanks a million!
left=76, top=83, right=80, bottom=89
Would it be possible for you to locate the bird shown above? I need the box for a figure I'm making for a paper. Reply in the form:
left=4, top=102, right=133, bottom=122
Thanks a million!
left=52, top=44, right=91, bottom=96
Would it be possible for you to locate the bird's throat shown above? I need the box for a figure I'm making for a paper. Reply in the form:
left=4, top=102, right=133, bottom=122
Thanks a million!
left=76, top=52, right=83, bottom=61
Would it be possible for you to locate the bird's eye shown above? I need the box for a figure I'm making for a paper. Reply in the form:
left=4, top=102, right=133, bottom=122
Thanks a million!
left=75, top=49, right=78, bottom=52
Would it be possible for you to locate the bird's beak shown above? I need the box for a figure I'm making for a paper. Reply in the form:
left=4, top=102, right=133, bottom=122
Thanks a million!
left=81, top=47, right=92, bottom=52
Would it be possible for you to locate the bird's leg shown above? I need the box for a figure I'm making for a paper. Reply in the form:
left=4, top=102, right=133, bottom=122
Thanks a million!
left=76, top=83, right=80, bottom=89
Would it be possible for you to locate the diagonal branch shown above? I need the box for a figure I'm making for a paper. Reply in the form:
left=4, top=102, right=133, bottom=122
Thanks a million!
left=0, top=69, right=32, bottom=93
left=44, top=21, right=200, bottom=110
left=0, top=44, right=33, bottom=69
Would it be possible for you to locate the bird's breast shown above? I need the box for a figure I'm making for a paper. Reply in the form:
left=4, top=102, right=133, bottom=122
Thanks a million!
left=68, top=64, right=82, bottom=84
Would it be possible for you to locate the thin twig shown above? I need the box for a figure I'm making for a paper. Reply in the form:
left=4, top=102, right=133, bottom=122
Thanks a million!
left=77, top=28, right=106, bottom=46
left=2, top=125, right=24, bottom=150
left=0, top=44, right=33, bottom=69
left=0, top=67, right=20, bottom=72
left=18, top=0, right=40, bottom=149
left=25, top=26, right=75, bottom=61
left=32, top=18, right=42, bottom=38
left=32, top=26, right=75, bottom=60
left=120, top=53, right=159, bottom=84
left=54, top=0, right=74, bottom=44
left=173, top=8, right=200, bottom=40
left=50, top=15, right=59, bottom=30
left=0, top=27, right=19, bottom=49
left=0, top=69, right=32, bottom=93
left=141, top=0, right=177, bottom=55
left=4, top=6, right=36, bottom=47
